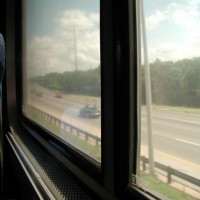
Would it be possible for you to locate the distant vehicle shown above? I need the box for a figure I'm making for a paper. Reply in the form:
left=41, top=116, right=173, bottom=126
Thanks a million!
left=79, top=104, right=101, bottom=118
left=36, top=92, right=43, bottom=97
left=30, top=89, right=36, bottom=94
left=55, top=92, right=63, bottom=98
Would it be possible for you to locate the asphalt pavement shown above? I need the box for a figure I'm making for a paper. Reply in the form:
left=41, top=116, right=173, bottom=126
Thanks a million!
left=27, top=85, right=200, bottom=180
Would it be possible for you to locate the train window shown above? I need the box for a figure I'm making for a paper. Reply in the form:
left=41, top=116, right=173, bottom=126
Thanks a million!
left=22, top=0, right=101, bottom=163
left=134, top=0, right=200, bottom=199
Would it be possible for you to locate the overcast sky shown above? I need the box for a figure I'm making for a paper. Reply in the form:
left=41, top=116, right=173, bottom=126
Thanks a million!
left=25, top=0, right=100, bottom=76
left=144, top=0, right=200, bottom=62
left=24, top=0, right=200, bottom=76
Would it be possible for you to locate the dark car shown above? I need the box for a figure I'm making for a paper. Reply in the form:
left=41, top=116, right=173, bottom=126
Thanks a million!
left=55, top=92, right=63, bottom=98
left=30, top=88, right=36, bottom=94
left=79, top=104, right=101, bottom=118
left=36, top=91, right=43, bottom=97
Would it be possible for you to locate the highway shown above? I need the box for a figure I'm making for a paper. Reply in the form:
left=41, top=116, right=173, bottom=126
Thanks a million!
left=27, top=85, right=200, bottom=179
left=28, top=85, right=101, bottom=136
left=141, top=109, right=200, bottom=165
left=141, top=109, right=200, bottom=179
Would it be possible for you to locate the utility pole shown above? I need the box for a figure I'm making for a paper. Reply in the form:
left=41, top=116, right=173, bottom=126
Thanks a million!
left=140, top=0, right=154, bottom=175
left=73, top=27, right=78, bottom=71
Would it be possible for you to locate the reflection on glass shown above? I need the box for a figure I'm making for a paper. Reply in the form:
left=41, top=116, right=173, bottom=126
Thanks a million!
left=22, top=0, right=101, bottom=162
left=137, top=0, right=200, bottom=199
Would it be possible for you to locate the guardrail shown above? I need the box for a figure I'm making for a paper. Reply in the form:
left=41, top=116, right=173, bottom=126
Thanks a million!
left=30, top=105, right=199, bottom=192
left=31, top=105, right=101, bottom=147
left=140, top=156, right=200, bottom=191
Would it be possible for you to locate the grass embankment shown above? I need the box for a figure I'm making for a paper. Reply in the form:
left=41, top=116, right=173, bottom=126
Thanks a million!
left=25, top=106, right=101, bottom=162
left=140, top=172, right=198, bottom=200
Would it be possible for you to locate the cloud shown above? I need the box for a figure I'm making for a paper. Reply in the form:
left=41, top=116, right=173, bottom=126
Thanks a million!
left=147, top=41, right=194, bottom=62
left=26, top=9, right=100, bottom=76
left=146, top=10, right=168, bottom=31
left=55, top=9, right=95, bottom=30
left=169, top=2, right=200, bottom=29
left=144, top=0, right=200, bottom=62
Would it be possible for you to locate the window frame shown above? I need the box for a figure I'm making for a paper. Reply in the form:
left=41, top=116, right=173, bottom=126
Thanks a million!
left=19, top=0, right=103, bottom=176
left=112, top=0, right=161, bottom=199
left=5, top=0, right=161, bottom=199
left=8, top=0, right=117, bottom=196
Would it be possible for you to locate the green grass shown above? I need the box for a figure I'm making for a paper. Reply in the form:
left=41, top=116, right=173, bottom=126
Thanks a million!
left=59, top=129, right=101, bottom=161
left=25, top=106, right=101, bottom=162
left=140, top=172, right=198, bottom=200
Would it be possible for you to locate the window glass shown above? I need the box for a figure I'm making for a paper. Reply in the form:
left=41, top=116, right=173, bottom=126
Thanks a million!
left=22, top=0, right=101, bottom=163
left=135, top=0, right=200, bottom=199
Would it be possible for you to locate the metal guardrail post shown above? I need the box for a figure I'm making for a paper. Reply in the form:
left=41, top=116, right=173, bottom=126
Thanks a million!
left=95, top=138, right=98, bottom=146
left=167, top=166, right=172, bottom=184
left=141, top=156, right=146, bottom=171
left=85, top=134, right=88, bottom=142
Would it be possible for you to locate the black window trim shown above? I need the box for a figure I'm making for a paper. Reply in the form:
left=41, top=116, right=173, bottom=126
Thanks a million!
left=5, top=0, right=163, bottom=199
left=7, top=0, right=117, bottom=195
left=19, top=0, right=103, bottom=178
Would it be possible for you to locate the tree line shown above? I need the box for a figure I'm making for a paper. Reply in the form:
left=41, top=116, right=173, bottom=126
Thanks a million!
left=142, top=57, right=200, bottom=108
left=34, top=67, right=101, bottom=97
left=34, top=57, right=200, bottom=108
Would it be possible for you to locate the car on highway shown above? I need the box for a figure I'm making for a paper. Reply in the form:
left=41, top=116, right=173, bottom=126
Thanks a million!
left=79, top=104, right=101, bottom=118
left=30, top=88, right=36, bottom=94
left=36, top=91, right=43, bottom=97
left=55, top=92, right=63, bottom=98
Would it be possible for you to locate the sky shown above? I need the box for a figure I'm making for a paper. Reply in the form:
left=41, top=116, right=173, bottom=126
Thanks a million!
left=144, top=0, right=200, bottom=62
left=25, top=0, right=100, bottom=76
left=24, top=0, right=200, bottom=76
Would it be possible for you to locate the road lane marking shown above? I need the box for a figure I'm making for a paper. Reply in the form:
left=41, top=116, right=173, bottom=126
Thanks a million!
left=175, top=138, right=200, bottom=147
left=141, top=145, right=200, bottom=168
left=167, top=117, right=200, bottom=125
left=141, top=114, right=200, bottom=125
left=153, top=133, right=200, bottom=148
